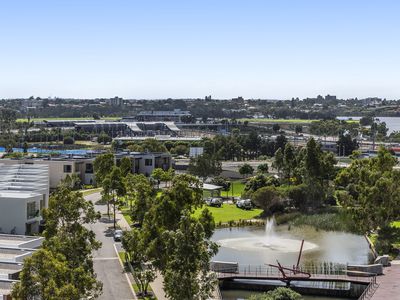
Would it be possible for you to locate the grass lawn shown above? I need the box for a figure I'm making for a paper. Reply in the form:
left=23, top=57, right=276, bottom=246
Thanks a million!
left=193, top=203, right=262, bottom=224
left=81, top=187, right=102, bottom=196
left=221, top=181, right=246, bottom=197
left=392, top=221, right=400, bottom=228
left=121, top=208, right=133, bottom=225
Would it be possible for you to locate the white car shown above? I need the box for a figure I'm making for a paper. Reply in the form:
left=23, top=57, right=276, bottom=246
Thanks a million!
left=113, top=229, right=123, bottom=242
left=236, top=199, right=252, bottom=210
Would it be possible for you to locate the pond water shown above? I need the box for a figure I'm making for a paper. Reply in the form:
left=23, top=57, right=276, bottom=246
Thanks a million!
left=213, top=220, right=373, bottom=300
left=212, top=221, right=372, bottom=267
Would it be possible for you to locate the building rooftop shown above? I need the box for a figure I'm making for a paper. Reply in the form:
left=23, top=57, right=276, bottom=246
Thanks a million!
left=0, top=192, right=41, bottom=199
left=0, top=234, right=44, bottom=249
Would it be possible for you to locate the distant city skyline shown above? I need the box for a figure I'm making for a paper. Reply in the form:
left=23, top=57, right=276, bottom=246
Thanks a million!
left=1, top=0, right=400, bottom=99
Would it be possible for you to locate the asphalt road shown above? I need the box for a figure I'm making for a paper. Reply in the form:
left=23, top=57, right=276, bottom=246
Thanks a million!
left=85, top=192, right=134, bottom=300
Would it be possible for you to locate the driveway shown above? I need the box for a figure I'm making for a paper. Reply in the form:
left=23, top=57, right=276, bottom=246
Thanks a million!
left=85, top=192, right=135, bottom=300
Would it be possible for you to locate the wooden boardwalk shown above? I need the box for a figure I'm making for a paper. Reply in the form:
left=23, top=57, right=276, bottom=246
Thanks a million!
left=217, top=271, right=371, bottom=285
left=369, top=261, right=400, bottom=299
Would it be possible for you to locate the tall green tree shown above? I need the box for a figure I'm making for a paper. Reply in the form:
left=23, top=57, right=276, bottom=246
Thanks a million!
left=103, top=166, right=126, bottom=229
left=162, top=212, right=218, bottom=300
left=125, top=173, right=153, bottom=225
left=119, top=156, right=132, bottom=177
left=335, top=147, right=400, bottom=253
left=13, top=187, right=102, bottom=299
left=239, top=163, right=254, bottom=178
left=188, top=154, right=222, bottom=181
left=93, top=153, right=114, bottom=186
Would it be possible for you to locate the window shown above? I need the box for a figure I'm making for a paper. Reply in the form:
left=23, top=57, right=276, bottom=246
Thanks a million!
left=40, top=195, right=46, bottom=216
left=27, top=202, right=37, bottom=219
left=63, top=165, right=72, bottom=173
left=145, top=159, right=153, bottom=166
left=85, top=163, right=93, bottom=174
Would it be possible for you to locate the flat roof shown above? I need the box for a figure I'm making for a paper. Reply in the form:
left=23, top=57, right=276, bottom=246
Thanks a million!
left=202, top=183, right=223, bottom=191
left=0, top=191, right=41, bottom=199
left=115, top=136, right=202, bottom=142
left=0, top=279, right=17, bottom=296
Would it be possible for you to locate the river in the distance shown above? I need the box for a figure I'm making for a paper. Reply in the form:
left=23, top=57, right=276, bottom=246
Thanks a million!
left=338, top=116, right=400, bottom=134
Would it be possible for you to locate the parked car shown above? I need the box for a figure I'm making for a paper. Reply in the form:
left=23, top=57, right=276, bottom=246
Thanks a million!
left=236, top=199, right=252, bottom=210
left=113, top=229, right=123, bottom=242
left=205, top=197, right=223, bottom=208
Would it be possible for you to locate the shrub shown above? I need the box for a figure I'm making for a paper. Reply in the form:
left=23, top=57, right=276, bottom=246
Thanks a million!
left=63, top=136, right=74, bottom=145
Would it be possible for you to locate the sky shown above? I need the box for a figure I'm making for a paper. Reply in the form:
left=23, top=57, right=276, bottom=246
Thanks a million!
left=1, top=0, right=400, bottom=99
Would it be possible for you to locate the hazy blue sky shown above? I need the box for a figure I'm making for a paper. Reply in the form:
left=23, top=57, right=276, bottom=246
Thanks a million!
left=1, top=0, right=399, bottom=99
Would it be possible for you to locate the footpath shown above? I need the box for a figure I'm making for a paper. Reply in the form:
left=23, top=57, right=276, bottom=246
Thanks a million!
left=115, top=210, right=168, bottom=300
left=370, top=260, right=400, bottom=299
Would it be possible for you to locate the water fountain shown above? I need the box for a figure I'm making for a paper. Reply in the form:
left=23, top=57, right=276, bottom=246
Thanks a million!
left=218, top=218, right=318, bottom=253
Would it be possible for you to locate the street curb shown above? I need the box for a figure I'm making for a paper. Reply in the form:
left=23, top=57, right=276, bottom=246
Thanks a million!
left=113, top=243, right=138, bottom=300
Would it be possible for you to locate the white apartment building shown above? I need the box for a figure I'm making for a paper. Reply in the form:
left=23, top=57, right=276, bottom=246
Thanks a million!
left=1, top=152, right=171, bottom=188
left=0, top=234, right=43, bottom=300
left=0, top=164, right=49, bottom=235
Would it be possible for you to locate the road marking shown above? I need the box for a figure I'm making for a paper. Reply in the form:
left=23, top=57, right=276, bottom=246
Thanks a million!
left=113, top=243, right=138, bottom=300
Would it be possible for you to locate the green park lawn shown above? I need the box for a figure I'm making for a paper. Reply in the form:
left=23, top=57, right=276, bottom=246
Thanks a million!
left=221, top=181, right=246, bottom=197
left=193, top=203, right=262, bottom=224
left=81, top=187, right=102, bottom=196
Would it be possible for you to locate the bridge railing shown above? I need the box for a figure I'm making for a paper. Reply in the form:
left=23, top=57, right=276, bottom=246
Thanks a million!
left=214, top=264, right=372, bottom=284
left=358, top=276, right=379, bottom=300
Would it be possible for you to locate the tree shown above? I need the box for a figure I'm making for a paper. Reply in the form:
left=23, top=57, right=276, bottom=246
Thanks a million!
left=97, top=131, right=111, bottom=144
left=23, top=142, right=29, bottom=153
left=60, top=173, right=81, bottom=190
left=134, top=265, right=156, bottom=297
left=93, top=153, right=114, bottom=185
left=251, top=186, right=282, bottom=213
left=126, top=174, right=153, bottom=225
left=257, top=163, right=269, bottom=174
left=239, top=163, right=254, bottom=178
left=211, top=176, right=231, bottom=192
left=295, top=125, right=302, bottom=134
left=272, top=123, right=280, bottom=132
left=63, top=136, right=74, bottom=145
left=337, top=133, right=358, bottom=156
left=162, top=212, right=218, bottom=300
left=119, top=156, right=132, bottom=177
left=103, top=166, right=126, bottom=229
left=335, top=147, right=400, bottom=253
left=360, top=116, right=374, bottom=126
left=141, top=138, right=168, bottom=152
left=248, top=287, right=301, bottom=300
left=151, top=168, right=165, bottom=189
left=15, top=187, right=103, bottom=299
left=11, top=249, right=81, bottom=300
left=188, top=154, right=222, bottom=181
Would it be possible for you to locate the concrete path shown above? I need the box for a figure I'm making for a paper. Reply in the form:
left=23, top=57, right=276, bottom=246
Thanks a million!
left=85, top=192, right=136, bottom=300
left=370, top=260, right=400, bottom=299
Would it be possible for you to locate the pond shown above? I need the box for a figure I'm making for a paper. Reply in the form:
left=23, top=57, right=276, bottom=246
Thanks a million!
left=212, top=219, right=373, bottom=299
left=212, top=220, right=372, bottom=267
